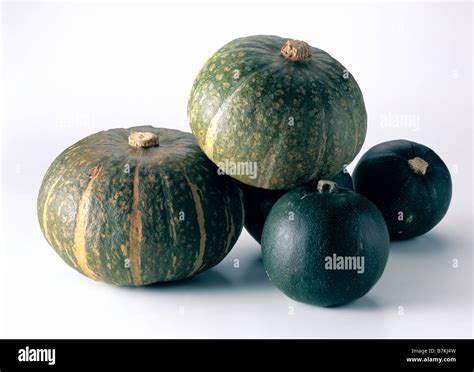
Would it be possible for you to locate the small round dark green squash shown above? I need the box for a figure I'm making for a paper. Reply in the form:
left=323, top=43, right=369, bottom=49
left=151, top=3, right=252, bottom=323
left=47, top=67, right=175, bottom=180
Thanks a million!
left=262, top=180, right=390, bottom=307
left=37, top=126, right=244, bottom=286
left=188, top=35, right=367, bottom=189
left=353, top=139, right=452, bottom=240
left=239, top=170, right=353, bottom=243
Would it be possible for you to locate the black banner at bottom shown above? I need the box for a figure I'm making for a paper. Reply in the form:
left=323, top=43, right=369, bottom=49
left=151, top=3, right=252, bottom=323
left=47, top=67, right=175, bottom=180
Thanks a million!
left=0, top=339, right=472, bottom=371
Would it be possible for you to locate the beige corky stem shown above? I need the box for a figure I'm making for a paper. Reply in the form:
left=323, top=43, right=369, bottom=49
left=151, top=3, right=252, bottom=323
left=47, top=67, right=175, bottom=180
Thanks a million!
left=408, top=157, right=429, bottom=175
left=128, top=131, right=160, bottom=148
left=317, top=180, right=337, bottom=194
left=281, top=39, right=312, bottom=61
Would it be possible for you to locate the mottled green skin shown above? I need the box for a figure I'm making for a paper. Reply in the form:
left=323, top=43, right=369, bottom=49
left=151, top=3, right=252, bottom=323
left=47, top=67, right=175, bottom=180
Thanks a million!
left=353, top=140, right=452, bottom=240
left=188, top=35, right=367, bottom=190
left=239, top=170, right=353, bottom=244
left=37, top=126, right=244, bottom=286
left=262, top=185, right=389, bottom=307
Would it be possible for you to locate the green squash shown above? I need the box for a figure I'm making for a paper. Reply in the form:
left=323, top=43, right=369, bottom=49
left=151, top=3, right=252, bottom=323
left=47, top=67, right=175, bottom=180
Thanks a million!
left=37, top=126, right=244, bottom=286
left=188, top=35, right=367, bottom=190
left=239, top=170, right=353, bottom=244
left=262, top=180, right=390, bottom=307
left=353, top=140, right=452, bottom=240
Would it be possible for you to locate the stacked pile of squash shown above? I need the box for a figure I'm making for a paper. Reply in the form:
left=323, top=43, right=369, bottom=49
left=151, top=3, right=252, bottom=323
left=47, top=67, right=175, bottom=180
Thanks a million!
left=38, top=35, right=452, bottom=307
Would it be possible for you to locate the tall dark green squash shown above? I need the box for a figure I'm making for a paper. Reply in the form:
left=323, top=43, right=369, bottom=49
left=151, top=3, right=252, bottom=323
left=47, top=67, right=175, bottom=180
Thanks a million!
left=188, top=35, right=367, bottom=190
left=262, top=181, right=390, bottom=307
left=37, top=126, right=244, bottom=286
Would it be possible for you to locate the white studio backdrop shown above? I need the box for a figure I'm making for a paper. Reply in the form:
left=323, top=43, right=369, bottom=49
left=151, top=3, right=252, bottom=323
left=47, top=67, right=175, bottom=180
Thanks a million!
left=0, top=1, right=472, bottom=338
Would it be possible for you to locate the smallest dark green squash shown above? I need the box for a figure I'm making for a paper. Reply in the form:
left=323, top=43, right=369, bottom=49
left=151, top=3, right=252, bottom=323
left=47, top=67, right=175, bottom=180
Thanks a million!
left=261, top=180, right=390, bottom=307
left=353, top=140, right=452, bottom=240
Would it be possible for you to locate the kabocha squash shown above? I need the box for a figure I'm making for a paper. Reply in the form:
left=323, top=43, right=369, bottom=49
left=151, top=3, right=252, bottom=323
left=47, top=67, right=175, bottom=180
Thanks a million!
left=239, top=170, right=353, bottom=244
left=262, top=180, right=390, bottom=307
left=353, top=140, right=452, bottom=240
left=37, top=126, right=244, bottom=286
left=188, top=35, right=367, bottom=190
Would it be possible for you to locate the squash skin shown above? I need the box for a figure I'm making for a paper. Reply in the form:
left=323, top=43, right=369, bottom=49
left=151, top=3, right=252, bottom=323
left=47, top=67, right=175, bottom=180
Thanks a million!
left=353, top=140, right=452, bottom=240
left=238, top=185, right=286, bottom=244
left=188, top=35, right=367, bottom=190
left=37, top=126, right=244, bottom=286
left=239, top=170, right=353, bottom=244
left=261, top=185, right=389, bottom=307
left=331, top=170, right=354, bottom=191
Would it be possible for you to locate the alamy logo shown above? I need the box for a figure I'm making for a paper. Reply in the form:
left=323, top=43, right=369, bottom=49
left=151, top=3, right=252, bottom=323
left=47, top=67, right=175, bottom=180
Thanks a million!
left=217, top=160, right=258, bottom=179
left=325, top=254, right=365, bottom=274
left=18, top=346, right=56, bottom=365
left=380, top=112, right=420, bottom=132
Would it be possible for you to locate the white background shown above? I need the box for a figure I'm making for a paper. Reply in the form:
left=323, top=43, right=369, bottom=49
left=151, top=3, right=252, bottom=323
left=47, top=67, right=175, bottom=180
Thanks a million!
left=0, top=1, right=472, bottom=338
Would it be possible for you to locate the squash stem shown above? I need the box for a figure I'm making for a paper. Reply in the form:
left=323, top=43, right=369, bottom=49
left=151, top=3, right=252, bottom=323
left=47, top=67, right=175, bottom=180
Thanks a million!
left=128, top=132, right=160, bottom=148
left=317, top=180, right=337, bottom=194
left=281, top=39, right=312, bottom=61
left=408, top=157, right=428, bottom=175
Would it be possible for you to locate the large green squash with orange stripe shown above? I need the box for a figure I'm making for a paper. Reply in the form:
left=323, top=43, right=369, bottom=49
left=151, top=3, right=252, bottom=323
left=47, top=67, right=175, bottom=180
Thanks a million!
left=188, top=35, right=367, bottom=189
left=37, top=126, right=244, bottom=286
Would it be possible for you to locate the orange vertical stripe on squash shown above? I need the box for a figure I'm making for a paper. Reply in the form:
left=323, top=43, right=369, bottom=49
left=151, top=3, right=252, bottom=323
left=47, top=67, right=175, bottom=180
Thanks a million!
left=73, top=165, right=102, bottom=280
left=129, top=165, right=143, bottom=285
